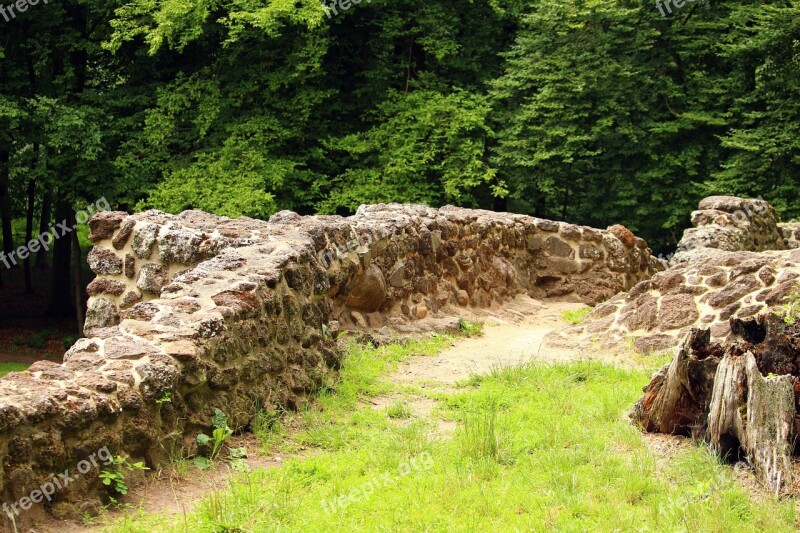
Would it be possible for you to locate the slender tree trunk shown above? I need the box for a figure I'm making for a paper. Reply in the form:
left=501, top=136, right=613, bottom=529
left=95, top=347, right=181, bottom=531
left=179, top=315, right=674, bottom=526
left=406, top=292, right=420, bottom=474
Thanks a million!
left=24, top=178, right=35, bottom=294
left=71, top=231, right=84, bottom=333
left=0, top=147, right=13, bottom=258
left=46, top=198, right=73, bottom=319
left=535, top=198, right=546, bottom=218
left=36, top=186, right=52, bottom=269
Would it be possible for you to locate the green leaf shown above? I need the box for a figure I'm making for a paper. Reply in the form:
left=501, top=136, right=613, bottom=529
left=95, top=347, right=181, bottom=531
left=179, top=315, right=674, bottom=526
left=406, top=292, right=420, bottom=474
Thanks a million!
left=193, top=456, right=213, bottom=471
left=212, top=409, right=228, bottom=430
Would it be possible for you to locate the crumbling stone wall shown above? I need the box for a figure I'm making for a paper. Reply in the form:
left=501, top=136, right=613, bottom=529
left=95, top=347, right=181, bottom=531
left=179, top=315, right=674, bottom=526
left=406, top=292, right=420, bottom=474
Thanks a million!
left=0, top=204, right=657, bottom=524
left=545, top=248, right=800, bottom=355
left=547, top=196, right=800, bottom=356
left=779, top=221, right=800, bottom=249
left=673, top=196, right=787, bottom=262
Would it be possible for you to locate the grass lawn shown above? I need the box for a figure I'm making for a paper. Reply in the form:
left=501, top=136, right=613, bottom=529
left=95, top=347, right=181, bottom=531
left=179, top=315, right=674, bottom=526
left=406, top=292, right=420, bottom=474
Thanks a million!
left=102, top=333, right=797, bottom=532
left=0, top=362, right=29, bottom=377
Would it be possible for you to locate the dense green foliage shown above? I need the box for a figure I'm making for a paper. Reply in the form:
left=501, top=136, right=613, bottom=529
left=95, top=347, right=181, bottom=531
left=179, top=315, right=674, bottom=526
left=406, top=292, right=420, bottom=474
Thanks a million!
left=2, top=0, right=799, bottom=257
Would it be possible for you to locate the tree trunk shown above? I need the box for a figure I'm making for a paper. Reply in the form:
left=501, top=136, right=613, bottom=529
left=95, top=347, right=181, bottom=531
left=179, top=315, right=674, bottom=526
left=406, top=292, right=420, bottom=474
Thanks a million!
left=632, top=314, right=799, bottom=494
left=24, top=179, right=35, bottom=294
left=36, top=186, right=52, bottom=269
left=46, top=199, right=73, bottom=319
left=0, top=147, right=13, bottom=258
left=630, top=328, right=723, bottom=437
left=707, top=353, right=748, bottom=461
left=71, top=231, right=84, bottom=333
left=743, top=355, right=794, bottom=494
left=493, top=195, right=508, bottom=213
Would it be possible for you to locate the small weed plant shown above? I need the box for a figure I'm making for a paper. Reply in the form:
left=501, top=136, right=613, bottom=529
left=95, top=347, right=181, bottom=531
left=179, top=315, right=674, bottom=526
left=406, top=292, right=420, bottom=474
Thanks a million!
left=100, top=455, right=149, bottom=497
left=777, top=284, right=800, bottom=325
left=195, top=409, right=234, bottom=469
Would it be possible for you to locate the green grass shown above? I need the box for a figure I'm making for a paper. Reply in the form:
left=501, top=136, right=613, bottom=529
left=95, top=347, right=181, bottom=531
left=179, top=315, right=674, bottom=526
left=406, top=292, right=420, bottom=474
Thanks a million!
left=0, top=362, right=29, bottom=377
left=458, top=318, right=484, bottom=337
left=562, top=306, right=593, bottom=325
left=101, top=340, right=796, bottom=533
left=385, top=400, right=412, bottom=420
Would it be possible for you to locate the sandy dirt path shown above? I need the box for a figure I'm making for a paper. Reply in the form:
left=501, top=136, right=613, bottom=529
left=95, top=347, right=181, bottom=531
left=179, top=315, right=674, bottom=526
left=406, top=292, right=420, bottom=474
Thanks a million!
left=392, top=298, right=597, bottom=386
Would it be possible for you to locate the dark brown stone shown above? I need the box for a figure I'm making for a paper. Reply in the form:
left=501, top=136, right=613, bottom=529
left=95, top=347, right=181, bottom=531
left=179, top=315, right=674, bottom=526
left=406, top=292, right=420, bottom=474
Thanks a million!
left=720, top=303, right=740, bottom=321
left=652, top=271, right=685, bottom=293
left=763, top=281, right=796, bottom=306
left=620, top=294, right=658, bottom=331
left=707, top=276, right=759, bottom=308
left=112, top=218, right=137, bottom=250
left=736, top=304, right=763, bottom=318
left=120, top=290, right=143, bottom=309
left=581, top=228, right=603, bottom=243
left=658, top=294, right=700, bottom=329
left=560, top=224, right=582, bottom=241
left=125, top=253, right=136, bottom=278
left=88, top=211, right=127, bottom=242
left=344, top=265, right=386, bottom=312
left=608, top=224, right=636, bottom=248
left=706, top=273, right=727, bottom=288
left=87, top=278, right=126, bottom=297
left=535, top=220, right=559, bottom=232
left=758, top=267, right=777, bottom=286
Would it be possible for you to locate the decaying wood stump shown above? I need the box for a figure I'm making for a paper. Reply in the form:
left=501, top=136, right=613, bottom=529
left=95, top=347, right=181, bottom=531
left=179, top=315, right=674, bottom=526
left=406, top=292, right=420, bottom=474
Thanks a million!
left=630, top=328, right=724, bottom=437
left=632, top=313, right=800, bottom=493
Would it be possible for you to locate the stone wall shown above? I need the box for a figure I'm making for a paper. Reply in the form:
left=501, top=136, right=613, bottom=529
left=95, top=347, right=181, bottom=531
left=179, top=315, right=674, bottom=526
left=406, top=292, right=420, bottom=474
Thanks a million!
left=673, top=196, right=787, bottom=262
left=0, top=204, right=658, bottom=526
left=545, top=248, right=800, bottom=355
left=546, top=195, right=800, bottom=356
left=779, top=221, right=800, bottom=249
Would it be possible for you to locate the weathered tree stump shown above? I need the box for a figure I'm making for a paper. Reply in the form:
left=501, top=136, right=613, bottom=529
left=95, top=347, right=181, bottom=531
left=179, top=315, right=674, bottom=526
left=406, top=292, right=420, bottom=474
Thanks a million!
left=632, top=313, right=799, bottom=493
left=630, top=328, right=724, bottom=437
